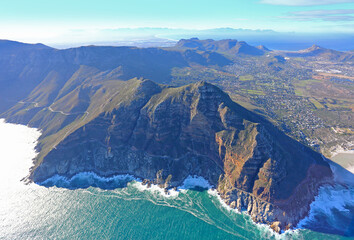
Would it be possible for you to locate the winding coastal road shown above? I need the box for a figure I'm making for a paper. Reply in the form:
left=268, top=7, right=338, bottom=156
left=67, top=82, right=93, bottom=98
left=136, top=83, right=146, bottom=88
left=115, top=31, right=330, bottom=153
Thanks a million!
left=18, top=101, right=90, bottom=149
left=19, top=101, right=89, bottom=117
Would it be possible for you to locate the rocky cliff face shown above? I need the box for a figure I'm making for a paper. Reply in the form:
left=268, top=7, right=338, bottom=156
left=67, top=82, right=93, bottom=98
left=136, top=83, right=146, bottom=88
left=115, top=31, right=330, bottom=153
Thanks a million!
left=27, top=80, right=332, bottom=231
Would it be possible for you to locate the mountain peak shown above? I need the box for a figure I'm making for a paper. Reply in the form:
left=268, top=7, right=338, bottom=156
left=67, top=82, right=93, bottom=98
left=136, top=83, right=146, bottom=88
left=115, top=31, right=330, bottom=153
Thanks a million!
left=191, top=80, right=225, bottom=94
left=175, top=38, right=266, bottom=56
left=257, top=45, right=270, bottom=51
left=309, top=44, right=322, bottom=51
left=300, top=44, right=326, bottom=53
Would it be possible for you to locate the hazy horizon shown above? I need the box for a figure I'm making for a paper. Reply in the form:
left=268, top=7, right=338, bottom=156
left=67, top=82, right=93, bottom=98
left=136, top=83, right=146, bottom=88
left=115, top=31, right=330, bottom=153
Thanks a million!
left=2, top=27, right=354, bottom=51
left=1, top=0, right=354, bottom=50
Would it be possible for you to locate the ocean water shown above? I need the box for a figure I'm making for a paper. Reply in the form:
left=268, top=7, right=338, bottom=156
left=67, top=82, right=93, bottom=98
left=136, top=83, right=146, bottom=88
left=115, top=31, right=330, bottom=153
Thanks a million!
left=0, top=119, right=353, bottom=240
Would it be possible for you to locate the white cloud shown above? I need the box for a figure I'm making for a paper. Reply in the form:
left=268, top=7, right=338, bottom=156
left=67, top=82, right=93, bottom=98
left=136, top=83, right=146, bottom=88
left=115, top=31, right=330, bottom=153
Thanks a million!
left=282, top=9, right=354, bottom=21
left=293, top=9, right=354, bottom=16
left=261, top=0, right=354, bottom=6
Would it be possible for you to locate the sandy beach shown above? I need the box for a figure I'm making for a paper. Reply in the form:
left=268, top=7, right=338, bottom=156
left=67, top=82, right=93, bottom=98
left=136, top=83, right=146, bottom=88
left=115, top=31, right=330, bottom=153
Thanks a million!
left=330, top=150, right=354, bottom=174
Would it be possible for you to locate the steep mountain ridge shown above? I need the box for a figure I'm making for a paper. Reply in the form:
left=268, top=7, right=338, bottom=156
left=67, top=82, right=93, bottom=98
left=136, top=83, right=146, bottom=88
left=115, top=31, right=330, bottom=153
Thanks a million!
left=3, top=79, right=332, bottom=231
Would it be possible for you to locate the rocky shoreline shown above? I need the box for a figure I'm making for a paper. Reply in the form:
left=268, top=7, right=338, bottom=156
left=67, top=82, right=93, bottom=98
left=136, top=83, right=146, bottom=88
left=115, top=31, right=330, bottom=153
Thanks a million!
left=34, top=167, right=333, bottom=234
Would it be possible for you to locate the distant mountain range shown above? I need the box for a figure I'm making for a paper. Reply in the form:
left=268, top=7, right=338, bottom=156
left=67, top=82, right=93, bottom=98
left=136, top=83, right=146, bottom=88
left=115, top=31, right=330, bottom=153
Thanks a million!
left=41, top=27, right=354, bottom=51
left=175, top=38, right=354, bottom=60
left=280, top=44, right=354, bottom=61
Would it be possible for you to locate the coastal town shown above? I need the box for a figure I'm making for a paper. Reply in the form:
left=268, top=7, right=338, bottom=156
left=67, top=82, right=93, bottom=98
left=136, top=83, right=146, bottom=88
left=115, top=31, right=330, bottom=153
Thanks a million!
left=171, top=53, right=354, bottom=155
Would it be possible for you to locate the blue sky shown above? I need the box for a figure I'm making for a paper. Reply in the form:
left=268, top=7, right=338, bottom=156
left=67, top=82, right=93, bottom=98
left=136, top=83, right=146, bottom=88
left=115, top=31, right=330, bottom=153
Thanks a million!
left=0, top=0, right=353, bottom=44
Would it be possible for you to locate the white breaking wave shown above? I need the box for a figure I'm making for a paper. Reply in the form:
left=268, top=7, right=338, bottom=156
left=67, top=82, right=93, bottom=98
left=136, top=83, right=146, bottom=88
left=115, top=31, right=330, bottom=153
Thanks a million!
left=298, top=185, right=353, bottom=222
left=296, top=161, right=354, bottom=235
left=133, top=175, right=214, bottom=198
left=208, top=186, right=301, bottom=239
left=132, top=181, right=180, bottom=198
left=297, top=184, right=354, bottom=235
left=179, top=175, right=213, bottom=190
left=40, top=172, right=135, bottom=189
left=42, top=173, right=214, bottom=198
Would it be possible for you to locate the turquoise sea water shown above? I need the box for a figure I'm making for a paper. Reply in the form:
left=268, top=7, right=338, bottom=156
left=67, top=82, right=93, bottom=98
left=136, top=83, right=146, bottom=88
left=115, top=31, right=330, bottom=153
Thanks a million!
left=0, top=120, right=353, bottom=240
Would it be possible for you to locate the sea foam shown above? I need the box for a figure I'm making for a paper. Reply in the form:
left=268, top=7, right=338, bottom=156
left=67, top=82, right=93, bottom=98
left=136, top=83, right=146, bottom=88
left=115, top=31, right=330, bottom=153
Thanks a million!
left=40, top=172, right=135, bottom=190
left=179, top=175, right=213, bottom=190
left=41, top=174, right=214, bottom=198
left=296, top=160, right=354, bottom=236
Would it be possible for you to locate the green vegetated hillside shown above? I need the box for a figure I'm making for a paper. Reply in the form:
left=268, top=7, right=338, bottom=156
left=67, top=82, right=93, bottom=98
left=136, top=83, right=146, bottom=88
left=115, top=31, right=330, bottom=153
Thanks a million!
left=0, top=39, right=231, bottom=112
